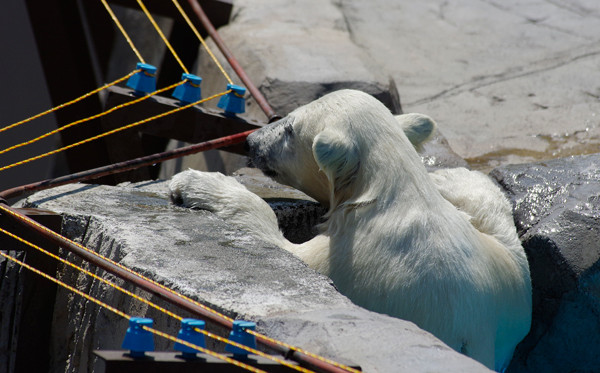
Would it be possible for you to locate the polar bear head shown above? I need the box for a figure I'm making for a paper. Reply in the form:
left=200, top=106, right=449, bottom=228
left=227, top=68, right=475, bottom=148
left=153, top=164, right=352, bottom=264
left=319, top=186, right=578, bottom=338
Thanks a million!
left=247, top=90, right=436, bottom=208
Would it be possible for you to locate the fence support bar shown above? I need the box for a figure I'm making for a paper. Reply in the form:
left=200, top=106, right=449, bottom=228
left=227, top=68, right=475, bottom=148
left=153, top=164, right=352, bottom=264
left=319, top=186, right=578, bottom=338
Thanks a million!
left=186, top=0, right=280, bottom=122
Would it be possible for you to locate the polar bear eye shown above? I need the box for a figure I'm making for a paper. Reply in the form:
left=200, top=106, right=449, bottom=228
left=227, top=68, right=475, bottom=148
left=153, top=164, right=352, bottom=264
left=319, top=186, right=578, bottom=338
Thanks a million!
left=284, top=121, right=294, bottom=136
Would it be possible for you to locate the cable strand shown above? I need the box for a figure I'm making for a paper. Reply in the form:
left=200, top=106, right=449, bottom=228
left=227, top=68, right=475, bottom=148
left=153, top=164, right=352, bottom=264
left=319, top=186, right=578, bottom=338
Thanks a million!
left=0, top=89, right=230, bottom=173
left=0, top=250, right=266, bottom=373
left=100, top=0, right=146, bottom=63
left=170, top=0, right=233, bottom=84
left=0, top=71, right=137, bottom=135
left=0, top=78, right=185, bottom=157
left=136, top=0, right=189, bottom=74
left=0, top=225, right=313, bottom=372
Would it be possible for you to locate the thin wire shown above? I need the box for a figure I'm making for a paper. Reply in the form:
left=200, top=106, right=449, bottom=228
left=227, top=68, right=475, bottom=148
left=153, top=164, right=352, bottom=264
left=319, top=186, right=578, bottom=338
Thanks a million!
left=0, top=250, right=267, bottom=373
left=0, top=225, right=312, bottom=372
left=0, top=71, right=137, bottom=135
left=136, top=0, right=189, bottom=74
left=143, top=326, right=267, bottom=373
left=170, top=0, right=233, bottom=84
left=0, top=199, right=233, bottom=324
left=247, top=330, right=361, bottom=373
left=195, top=327, right=315, bottom=373
left=0, top=89, right=230, bottom=173
left=0, top=226, right=182, bottom=322
left=100, top=0, right=145, bottom=63
left=0, top=250, right=130, bottom=319
left=0, top=79, right=185, bottom=157
left=0, top=205, right=353, bottom=372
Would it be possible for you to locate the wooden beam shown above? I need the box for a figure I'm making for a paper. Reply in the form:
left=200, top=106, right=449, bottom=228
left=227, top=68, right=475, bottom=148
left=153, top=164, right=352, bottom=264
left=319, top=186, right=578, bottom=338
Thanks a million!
left=95, top=350, right=300, bottom=373
left=100, top=85, right=262, bottom=183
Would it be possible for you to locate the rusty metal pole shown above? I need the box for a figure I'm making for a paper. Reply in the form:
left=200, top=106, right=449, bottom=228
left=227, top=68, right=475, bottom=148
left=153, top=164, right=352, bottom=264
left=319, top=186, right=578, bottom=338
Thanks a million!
left=186, top=0, right=281, bottom=123
left=0, top=130, right=255, bottom=201
left=0, top=4, right=365, bottom=370
left=0, top=203, right=356, bottom=373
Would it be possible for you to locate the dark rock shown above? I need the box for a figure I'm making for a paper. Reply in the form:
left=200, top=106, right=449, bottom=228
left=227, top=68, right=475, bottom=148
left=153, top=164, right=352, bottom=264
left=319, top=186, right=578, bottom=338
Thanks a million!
left=419, top=131, right=470, bottom=171
left=490, top=154, right=600, bottom=373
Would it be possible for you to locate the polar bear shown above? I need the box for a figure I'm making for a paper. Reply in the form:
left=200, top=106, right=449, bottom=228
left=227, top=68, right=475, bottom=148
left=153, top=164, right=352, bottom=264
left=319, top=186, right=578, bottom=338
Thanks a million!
left=169, top=90, right=531, bottom=371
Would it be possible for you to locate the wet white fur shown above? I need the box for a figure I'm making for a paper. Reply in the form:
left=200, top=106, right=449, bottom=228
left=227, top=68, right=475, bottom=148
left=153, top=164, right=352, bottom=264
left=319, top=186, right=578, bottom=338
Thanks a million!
left=169, top=90, right=531, bottom=371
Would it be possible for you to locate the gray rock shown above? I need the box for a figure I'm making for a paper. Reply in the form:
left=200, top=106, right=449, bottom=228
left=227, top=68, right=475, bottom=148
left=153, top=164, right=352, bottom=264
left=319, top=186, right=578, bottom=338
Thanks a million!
left=195, top=0, right=402, bottom=122
left=490, top=154, right=600, bottom=373
left=8, top=181, right=489, bottom=373
left=172, top=0, right=403, bottom=176
left=338, top=0, right=600, bottom=171
left=191, top=0, right=600, bottom=173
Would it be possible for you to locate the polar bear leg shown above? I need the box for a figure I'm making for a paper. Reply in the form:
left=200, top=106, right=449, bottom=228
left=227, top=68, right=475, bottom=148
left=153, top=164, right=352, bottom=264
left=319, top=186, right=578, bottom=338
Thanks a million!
left=169, top=169, right=289, bottom=248
left=169, top=169, right=331, bottom=271
left=429, top=167, right=522, bottom=250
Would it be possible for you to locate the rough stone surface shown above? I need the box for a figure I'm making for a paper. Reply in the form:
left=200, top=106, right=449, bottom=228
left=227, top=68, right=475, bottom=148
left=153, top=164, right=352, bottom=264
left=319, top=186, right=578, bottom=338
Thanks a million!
left=171, top=0, right=404, bottom=176
left=490, top=154, right=600, bottom=373
left=196, top=0, right=403, bottom=121
left=6, top=181, right=489, bottom=373
left=0, top=252, right=24, bottom=373
left=193, top=0, right=600, bottom=173
left=341, top=0, right=600, bottom=168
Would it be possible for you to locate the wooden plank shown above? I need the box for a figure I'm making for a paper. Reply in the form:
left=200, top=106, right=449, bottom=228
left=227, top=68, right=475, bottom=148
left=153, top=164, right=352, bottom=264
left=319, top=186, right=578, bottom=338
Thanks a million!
left=100, top=85, right=262, bottom=183
left=103, top=85, right=262, bottom=149
left=95, top=350, right=300, bottom=373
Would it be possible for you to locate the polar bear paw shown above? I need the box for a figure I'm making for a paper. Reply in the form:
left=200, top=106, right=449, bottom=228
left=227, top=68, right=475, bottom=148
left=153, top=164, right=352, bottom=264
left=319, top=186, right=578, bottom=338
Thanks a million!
left=169, top=169, right=247, bottom=213
left=168, top=169, right=287, bottom=247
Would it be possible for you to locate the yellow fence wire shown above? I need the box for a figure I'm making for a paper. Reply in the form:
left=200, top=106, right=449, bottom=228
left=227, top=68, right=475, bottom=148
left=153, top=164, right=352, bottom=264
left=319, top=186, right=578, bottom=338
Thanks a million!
left=0, top=79, right=185, bottom=158
left=0, top=89, right=230, bottom=173
left=0, top=249, right=267, bottom=373
left=170, top=0, right=233, bottom=85
left=100, top=0, right=146, bottom=63
left=136, top=0, right=189, bottom=74
left=0, top=224, right=314, bottom=373
left=0, top=71, right=138, bottom=135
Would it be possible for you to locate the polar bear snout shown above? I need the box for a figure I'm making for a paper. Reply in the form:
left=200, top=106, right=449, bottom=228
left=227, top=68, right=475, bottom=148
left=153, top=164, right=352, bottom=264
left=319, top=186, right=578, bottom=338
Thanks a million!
left=246, top=117, right=293, bottom=177
left=246, top=128, right=276, bottom=177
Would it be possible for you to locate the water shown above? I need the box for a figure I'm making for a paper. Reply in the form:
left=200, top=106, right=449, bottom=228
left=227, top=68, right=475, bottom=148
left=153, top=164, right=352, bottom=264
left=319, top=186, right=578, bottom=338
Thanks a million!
left=466, top=130, right=600, bottom=174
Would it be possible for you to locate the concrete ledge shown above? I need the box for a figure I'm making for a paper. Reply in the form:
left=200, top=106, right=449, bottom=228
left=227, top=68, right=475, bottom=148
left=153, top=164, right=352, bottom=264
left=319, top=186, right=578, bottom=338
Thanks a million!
left=11, top=180, right=489, bottom=372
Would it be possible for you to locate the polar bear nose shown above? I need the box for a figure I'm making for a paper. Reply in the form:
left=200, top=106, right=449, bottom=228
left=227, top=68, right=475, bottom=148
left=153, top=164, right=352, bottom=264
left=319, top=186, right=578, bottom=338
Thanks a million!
left=245, top=130, right=259, bottom=155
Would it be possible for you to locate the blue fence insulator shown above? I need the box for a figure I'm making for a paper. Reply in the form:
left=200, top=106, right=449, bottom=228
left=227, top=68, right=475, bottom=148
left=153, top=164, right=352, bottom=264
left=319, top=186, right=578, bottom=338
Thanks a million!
left=121, top=317, right=154, bottom=358
left=172, top=73, right=202, bottom=104
left=225, top=320, right=256, bottom=360
left=126, top=63, right=157, bottom=96
left=217, top=84, right=246, bottom=115
left=174, top=318, right=206, bottom=358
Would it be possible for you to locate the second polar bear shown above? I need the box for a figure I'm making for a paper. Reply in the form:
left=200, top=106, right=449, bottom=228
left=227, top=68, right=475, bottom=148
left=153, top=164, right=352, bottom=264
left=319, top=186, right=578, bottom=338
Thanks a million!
left=169, top=90, right=531, bottom=371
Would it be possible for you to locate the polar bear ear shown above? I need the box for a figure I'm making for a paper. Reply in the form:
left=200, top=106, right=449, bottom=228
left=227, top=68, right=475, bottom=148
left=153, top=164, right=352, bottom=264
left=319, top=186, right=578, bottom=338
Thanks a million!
left=312, top=129, right=360, bottom=203
left=395, top=113, right=437, bottom=147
